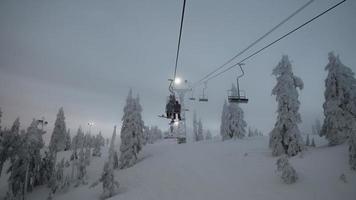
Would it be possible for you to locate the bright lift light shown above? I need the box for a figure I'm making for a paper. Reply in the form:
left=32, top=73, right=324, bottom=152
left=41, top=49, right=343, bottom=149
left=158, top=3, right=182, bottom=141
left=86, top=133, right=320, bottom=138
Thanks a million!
left=174, top=77, right=182, bottom=85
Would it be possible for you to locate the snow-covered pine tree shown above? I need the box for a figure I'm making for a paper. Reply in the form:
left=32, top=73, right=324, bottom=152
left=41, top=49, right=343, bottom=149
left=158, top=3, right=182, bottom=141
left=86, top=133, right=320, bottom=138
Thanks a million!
left=247, top=127, right=253, bottom=137
left=148, top=126, right=163, bottom=143
left=311, top=137, right=316, bottom=147
left=0, top=107, right=2, bottom=131
left=98, top=132, right=105, bottom=147
left=64, top=129, right=71, bottom=151
left=84, top=132, right=92, bottom=149
left=321, top=52, right=356, bottom=145
left=205, top=130, right=212, bottom=140
left=220, top=101, right=230, bottom=141
left=70, top=127, right=84, bottom=182
left=193, top=111, right=198, bottom=142
left=305, top=134, right=310, bottom=146
left=48, top=159, right=65, bottom=199
left=276, top=155, right=298, bottom=184
left=349, top=131, right=356, bottom=170
left=226, top=84, right=247, bottom=139
left=91, top=126, right=120, bottom=199
left=85, top=147, right=91, bottom=166
left=119, top=90, right=139, bottom=169
left=49, top=108, right=67, bottom=153
left=197, top=119, right=204, bottom=141
left=71, top=127, right=84, bottom=158
left=113, top=151, right=119, bottom=170
left=0, top=117, right=20, bottom=177
left=269, top=55, right=304, bottom=157
left=143, top=126, right=150, bottom=144
left=23, top=119, right=45, bottom=191
left=39, top=151, right=54, bottom=185
left=133, top=95, right=145, bottom=151
left=312, top=119, right=322, bottom=136
left=75, top=146, right=88, bottom=186
left=92, top=134, right=102, bottom=157
left=5, top=131, right=28, bottom=199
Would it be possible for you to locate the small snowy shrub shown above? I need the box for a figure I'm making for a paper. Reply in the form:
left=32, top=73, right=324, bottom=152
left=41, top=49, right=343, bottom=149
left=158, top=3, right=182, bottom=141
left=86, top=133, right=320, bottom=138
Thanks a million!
left=276, top=156, right=298, bottom=184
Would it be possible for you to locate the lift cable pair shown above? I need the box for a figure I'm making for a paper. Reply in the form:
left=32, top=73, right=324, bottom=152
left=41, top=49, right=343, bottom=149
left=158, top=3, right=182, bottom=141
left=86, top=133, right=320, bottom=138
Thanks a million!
left=191, top=0, right=346, bottom=104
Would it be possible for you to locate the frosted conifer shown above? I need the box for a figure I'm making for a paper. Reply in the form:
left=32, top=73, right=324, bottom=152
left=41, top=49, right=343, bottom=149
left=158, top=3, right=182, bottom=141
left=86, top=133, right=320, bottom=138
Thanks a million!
left=269, top=55, right=304, bottom=157
left=321, top=52, right=356, bottom=145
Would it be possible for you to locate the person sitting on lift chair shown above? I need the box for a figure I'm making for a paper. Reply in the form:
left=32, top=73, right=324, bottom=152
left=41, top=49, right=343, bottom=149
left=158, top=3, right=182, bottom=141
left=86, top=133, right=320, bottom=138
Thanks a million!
left=166, top=95, right=175, bottom=118
left=174, top=100, right=182, bottom=120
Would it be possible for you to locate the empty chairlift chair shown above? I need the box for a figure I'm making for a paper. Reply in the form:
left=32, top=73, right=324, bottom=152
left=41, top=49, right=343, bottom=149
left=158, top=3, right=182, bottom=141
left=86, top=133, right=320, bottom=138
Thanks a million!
left=228, top=63, right=249, bottom=104
left=189, top=90, right=196, bottom=101
left=199, top=82, right=208, bottom=102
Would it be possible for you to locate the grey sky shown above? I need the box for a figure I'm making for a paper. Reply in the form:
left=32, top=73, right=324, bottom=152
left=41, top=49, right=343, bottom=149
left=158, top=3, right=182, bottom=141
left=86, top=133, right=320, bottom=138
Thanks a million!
left=0, top=0, right=355, bottom=140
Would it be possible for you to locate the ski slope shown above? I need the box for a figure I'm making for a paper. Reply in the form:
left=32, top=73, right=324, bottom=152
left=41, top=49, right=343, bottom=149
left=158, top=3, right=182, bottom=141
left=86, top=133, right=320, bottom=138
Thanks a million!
left=1, top=136, right=355, bottom=200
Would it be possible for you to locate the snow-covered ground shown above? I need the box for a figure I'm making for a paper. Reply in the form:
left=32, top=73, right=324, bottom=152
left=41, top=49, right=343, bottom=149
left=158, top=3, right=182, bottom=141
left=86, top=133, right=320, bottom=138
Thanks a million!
left=1, top=136, right=355, bottom=200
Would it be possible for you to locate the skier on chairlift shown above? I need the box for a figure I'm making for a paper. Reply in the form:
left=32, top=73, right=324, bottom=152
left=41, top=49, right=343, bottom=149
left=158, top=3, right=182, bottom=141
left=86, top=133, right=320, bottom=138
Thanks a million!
left=174, top=100, right=182, bottom=120
left=166, top=94, right=175, bottom=118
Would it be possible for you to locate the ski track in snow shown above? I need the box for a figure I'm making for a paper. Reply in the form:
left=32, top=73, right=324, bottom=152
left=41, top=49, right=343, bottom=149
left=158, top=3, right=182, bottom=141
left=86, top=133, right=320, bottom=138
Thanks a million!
left=0, top=136, right=355, bottom=200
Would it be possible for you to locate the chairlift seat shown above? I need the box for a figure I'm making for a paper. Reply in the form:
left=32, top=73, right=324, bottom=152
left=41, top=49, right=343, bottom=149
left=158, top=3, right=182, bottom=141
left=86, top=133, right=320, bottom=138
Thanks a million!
left=189, top=97, right=196, bottom=101
left=199, top=98, right=208, bottom=102
left=228, top=96, right=249, bottom=103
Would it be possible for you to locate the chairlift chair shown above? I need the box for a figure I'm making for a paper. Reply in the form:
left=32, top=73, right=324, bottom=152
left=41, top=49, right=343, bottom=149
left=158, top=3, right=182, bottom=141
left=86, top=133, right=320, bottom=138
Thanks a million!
left=228, top=90, right=249, bottom=103
left=199, top=82, right=209, bottom=102
left=228, top=63, right=249, bottom=104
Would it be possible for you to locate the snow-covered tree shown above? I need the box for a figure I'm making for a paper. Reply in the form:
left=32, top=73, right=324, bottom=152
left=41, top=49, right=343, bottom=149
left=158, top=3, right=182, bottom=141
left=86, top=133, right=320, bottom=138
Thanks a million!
left=92, top=134, right=102, bottom=157
left=5, top=133, right=28, bottom=199
left=248, top=127, right=263, bottom=137
left=197, top=119, right=204, bottom=141
left=225, top=84, right=247, bottom=139
left=349, top=132, right=356, bottom=170
left=49, top=108, right=67, bottom=153
left=84, top=132, right=92, bottom=149
left=75, top=146, right=88, bottom=186
left=220, top=101, right=230, bottom=141
left=133, top=95, right=145, bottom=152
left=312, top=119, right=322, bottom=136
left=205, top=130, right=212, bottom=140
left=311, top=137, right=316, bottom=147
left=321, top=52, right=356, bottom=145
left=269, top=55, right=304, bottom=157
left=48, top=159, right=65, bottom=199
left=193, top=111, right=198, bottom=142
left=91, top=126, right=119, bottom=199
left=85, top=147, right=91, bottom=166
left=39, top=151, right=54, bottom=185
left=146, top=126, right=162, bottom=144
left=119, top=90, right=139, bottom=169
left=0, top=107, right=2, bottom=131
left=71, top=127, right=84, bottom=156
left=276, top=155, right=298, bottom=184
left=0, top=117, right=20, bottom=177
left=24, top=119, right=45, bottom=190
left=305, top=134, right=310, bottom=146
left=64, top=129, right=71, bottom=151
left=97, top=132, right=105, bottom=147
left=113, top=151, right=119, bottom=170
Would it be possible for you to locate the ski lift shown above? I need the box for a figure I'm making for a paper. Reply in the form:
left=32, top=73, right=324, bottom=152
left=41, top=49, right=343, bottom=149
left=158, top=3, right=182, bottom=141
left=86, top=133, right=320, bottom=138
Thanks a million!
left=159, top=79, right=183, bottom=124
left=228, top=63, right=249, bottom=104
left=189, top=90, right=196, bottom=101
left=199, top=82, right=209, bottom=102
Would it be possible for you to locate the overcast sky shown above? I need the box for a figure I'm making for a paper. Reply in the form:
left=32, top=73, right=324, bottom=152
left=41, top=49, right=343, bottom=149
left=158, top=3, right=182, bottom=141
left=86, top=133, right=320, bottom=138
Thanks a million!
left=0, top=0, right=355, bottom=140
